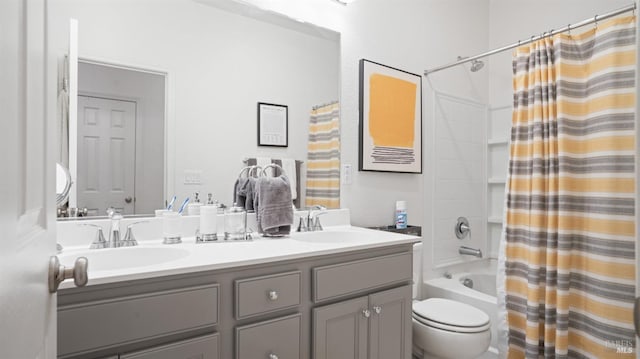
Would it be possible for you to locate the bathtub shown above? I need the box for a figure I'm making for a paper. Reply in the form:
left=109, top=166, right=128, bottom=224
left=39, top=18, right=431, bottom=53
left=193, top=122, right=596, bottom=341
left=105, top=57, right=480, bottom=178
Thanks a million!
left=422, top=259, right=499, bottom=358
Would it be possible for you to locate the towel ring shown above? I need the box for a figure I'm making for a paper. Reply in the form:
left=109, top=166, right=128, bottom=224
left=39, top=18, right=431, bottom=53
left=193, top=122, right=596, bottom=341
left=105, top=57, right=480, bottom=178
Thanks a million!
left=249, top=165, right=262, bottom=178
left=237, top=166, right=251, bottom=179
left=260, top=163, right=285, bottom=177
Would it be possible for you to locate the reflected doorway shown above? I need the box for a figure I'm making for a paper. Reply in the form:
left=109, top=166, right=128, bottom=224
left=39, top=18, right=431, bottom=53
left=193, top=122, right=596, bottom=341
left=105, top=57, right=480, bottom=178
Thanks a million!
left=74, top=60, right=166, bottom=216
left=77, top=95, right=136, bottom=216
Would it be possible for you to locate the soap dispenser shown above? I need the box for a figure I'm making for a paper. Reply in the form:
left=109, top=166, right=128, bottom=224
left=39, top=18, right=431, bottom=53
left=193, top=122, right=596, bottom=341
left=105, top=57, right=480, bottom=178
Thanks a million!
left=187, top=192, right=203, bottom=216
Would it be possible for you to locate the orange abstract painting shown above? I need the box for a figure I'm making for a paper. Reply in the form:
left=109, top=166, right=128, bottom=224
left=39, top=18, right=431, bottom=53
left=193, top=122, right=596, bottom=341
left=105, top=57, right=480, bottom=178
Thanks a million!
left=368, top=73, right=417, bottom=148
left=359, top=59, right=422, bottom=173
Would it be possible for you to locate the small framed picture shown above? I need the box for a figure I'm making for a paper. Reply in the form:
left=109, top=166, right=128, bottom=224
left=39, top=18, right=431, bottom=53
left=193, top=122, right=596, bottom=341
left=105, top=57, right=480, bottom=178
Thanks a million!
left=257, top=102, right=288, bottom=147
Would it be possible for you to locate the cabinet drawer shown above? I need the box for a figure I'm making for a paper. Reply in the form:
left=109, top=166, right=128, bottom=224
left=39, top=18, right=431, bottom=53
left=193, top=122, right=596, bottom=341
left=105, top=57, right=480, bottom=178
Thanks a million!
left=58, top=284, right=219, bottom=356
left=235, top=271, right=301, bottom=319
left=235, top=313, right=301, bottom=359
left=120, top=333, right=220, bottom=359
left=312, top=252, right=411, bottom=302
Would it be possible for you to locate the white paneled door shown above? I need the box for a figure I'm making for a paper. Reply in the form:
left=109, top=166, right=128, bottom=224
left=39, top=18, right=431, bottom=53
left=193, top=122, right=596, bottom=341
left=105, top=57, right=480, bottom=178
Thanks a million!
left=77, top=96, right=136, bottom=216
left=0, top=0, right=56, bottom=357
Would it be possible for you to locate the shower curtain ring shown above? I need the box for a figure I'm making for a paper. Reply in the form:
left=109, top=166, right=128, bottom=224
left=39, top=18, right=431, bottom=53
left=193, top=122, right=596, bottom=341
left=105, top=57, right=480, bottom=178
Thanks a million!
left=594, top=14, right=598, bottom=28
left=567, top=24, right=571, bottom=36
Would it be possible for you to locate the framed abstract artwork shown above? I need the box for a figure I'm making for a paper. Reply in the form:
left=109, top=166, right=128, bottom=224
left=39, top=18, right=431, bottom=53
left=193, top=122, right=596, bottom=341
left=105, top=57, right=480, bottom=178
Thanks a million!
left=358, top=59, right=422, bottom=173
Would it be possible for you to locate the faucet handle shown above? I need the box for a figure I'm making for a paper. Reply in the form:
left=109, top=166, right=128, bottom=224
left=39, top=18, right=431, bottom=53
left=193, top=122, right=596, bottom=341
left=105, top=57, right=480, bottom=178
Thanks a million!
left=311, top=213, right=327, bottom=231
left=121, top=221, right=149, bottom=247
left=297, top=216, right=309, bottom=232
left=80, top=223, right=107, bottom=249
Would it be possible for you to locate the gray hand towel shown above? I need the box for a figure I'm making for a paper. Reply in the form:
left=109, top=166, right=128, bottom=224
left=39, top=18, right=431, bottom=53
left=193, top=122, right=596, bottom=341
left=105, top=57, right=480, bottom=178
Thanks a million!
left=238, top=177, right=256, bottom=211
left=255, top=175, right=293, bottom=236
left=234, top=177, right=250, bottom=208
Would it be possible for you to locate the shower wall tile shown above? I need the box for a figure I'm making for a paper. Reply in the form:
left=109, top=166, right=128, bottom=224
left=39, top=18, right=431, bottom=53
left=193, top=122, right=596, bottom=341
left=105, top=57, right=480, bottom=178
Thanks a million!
left=432, top=92, right=487, bottom=268
left=488, top=107, right=511, bottom=140
left=488, top=145, right=508, bottom=179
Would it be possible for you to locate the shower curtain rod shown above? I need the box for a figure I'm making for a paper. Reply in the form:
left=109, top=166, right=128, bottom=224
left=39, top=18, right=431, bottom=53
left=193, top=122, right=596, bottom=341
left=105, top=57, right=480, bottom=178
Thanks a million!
left=424, top=3, right=636, bottom=75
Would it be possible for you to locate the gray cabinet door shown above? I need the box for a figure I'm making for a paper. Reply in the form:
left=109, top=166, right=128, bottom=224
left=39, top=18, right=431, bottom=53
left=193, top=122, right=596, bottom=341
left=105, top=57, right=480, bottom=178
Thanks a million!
left=313, top=296, right=368, bottom=359
left=368, top=285, right=412, bottom=359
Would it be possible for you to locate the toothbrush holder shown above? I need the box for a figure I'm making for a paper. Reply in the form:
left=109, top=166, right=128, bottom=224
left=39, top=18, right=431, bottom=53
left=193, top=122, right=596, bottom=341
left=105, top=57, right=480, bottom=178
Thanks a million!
left=162, top=211, right=182, bottom=244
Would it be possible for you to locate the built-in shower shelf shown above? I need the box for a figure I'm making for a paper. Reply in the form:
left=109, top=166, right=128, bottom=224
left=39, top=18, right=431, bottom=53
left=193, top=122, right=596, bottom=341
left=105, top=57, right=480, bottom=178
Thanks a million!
left=487, top=138, right=509, bottom=145
left=488, top=178, right=506, bottom=184
left=488, top=217, right=503, bottom=224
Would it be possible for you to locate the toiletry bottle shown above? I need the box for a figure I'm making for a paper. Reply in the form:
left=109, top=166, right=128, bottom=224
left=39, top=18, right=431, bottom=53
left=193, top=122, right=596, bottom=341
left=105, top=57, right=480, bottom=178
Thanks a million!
left=199, top=204, right=218, bottom=241
left=395, top=200, right=407, bottom=229
left=224, top=202, right=247, bottom=240
left=187, top=192, right=203, bottom=216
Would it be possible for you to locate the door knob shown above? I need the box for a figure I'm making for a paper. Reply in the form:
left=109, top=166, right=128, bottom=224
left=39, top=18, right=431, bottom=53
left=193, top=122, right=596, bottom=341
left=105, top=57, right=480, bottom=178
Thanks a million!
left=125, top=196, right=133, bottom=204
left=48, top=256, right=88, bottom=293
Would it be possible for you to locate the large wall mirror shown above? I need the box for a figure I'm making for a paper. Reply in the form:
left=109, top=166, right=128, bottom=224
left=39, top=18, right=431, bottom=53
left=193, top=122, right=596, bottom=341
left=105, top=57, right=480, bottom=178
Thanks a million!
left=50, top=0, right=341, bottom=218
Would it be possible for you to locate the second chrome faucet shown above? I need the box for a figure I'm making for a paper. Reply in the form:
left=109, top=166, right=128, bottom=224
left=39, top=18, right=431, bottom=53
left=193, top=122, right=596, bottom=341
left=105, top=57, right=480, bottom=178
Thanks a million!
left=297, top=205, right=327, bottom=232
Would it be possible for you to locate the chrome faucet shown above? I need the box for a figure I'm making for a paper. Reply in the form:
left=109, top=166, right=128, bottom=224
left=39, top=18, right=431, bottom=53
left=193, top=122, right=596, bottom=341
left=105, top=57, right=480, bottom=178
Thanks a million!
left=106, top=207, right=123, bottom=248
left=297, top=205, right=327, bottom=232
left=459, top=246, right=482, bottom=258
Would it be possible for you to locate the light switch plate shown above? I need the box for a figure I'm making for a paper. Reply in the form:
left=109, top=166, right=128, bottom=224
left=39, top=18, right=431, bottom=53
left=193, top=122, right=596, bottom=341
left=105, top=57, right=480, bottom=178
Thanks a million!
left=184, top=170, right=203, bottom=185
left=342, top=164, right=353, bottom=185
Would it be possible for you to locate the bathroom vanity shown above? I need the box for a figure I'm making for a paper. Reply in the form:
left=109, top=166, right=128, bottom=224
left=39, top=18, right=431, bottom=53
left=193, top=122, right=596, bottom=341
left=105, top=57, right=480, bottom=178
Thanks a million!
left=56, top=223, right=418, bottom=359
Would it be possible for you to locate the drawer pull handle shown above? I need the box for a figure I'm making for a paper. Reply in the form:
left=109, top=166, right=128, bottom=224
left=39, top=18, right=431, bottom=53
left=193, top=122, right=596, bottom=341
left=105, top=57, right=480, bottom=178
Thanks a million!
left=373, top=306, right=382, bottom=315
left=269, top=353, right=279, bottom=359
left=362, top=309, right=371, bottom=318
left=267, top=290, right=279, bottom=301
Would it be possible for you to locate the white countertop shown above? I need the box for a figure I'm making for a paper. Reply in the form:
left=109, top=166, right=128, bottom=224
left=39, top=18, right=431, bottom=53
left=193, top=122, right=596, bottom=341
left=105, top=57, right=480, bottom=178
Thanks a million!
left=58, top=224, right=420, bottom=290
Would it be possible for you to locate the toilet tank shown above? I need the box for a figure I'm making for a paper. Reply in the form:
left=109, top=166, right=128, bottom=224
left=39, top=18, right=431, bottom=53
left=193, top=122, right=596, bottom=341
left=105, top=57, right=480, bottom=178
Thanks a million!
left=413, top=242, right=422, bottom=299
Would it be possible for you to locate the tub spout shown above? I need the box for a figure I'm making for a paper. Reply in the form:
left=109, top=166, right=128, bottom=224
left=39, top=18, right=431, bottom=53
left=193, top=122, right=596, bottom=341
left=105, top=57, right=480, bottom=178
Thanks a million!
left=459, top=246, right=482, bottom=258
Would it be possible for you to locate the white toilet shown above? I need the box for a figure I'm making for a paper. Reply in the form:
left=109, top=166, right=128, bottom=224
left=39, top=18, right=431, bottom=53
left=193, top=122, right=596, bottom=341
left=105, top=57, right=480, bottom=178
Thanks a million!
left=412, top=244, right=491, bottom=359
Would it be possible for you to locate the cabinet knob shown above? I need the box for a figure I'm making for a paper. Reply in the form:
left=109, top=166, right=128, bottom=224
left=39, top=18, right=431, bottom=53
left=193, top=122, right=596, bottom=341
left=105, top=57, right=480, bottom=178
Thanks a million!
left=269, top=353, right=279, bottom=359
left=362, top=309, right=371, bottom=318
left=373, top=306, right=382, bottom=315
left=267, top=290, right=278, bottom=301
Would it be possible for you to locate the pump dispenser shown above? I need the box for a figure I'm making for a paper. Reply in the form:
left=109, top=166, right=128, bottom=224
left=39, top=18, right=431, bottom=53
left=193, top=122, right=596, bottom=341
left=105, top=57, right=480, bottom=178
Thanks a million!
left=187, top=192, right=203, bottom=216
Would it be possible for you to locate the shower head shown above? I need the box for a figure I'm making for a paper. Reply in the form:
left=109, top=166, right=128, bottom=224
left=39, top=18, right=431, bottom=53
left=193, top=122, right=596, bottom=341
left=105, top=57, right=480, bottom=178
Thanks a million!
left=457, top=56, right=485, bottom=72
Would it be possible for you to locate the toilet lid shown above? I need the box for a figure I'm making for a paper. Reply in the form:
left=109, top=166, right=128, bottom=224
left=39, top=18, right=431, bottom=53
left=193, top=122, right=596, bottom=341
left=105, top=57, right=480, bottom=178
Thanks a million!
left=413, top=298, right=490, bottom=328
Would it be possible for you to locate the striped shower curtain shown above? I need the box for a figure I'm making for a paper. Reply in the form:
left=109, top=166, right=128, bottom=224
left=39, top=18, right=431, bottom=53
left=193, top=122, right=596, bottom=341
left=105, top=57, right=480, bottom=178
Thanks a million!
left=502, top=16, right=636, bottom=358
left=305, top=102, right=340, bottom=209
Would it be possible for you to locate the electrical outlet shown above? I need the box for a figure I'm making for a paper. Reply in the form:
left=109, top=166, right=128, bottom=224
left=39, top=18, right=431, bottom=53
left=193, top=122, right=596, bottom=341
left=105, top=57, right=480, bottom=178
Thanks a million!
left=184, top=170, right=203, bottom=185
left=342, top=164, right=353, bottom=185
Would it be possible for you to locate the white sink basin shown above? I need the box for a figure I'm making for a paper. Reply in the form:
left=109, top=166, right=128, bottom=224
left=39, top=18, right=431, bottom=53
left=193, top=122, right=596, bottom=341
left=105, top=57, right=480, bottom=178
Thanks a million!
left=59, top=246, right=190, bottom=272
left=291, top=230, right=370, bottom=243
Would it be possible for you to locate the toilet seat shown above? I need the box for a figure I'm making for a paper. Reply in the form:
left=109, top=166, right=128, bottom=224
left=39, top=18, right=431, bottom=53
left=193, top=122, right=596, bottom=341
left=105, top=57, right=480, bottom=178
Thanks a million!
left=412, top=298, right=490, bottom=333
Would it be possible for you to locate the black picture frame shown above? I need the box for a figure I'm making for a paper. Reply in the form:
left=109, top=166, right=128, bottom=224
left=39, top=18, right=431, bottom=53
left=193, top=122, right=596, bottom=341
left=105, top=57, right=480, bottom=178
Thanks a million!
left=257, top=102, right=288, bottom=147
left=358, top=59, right=423, bottom=173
